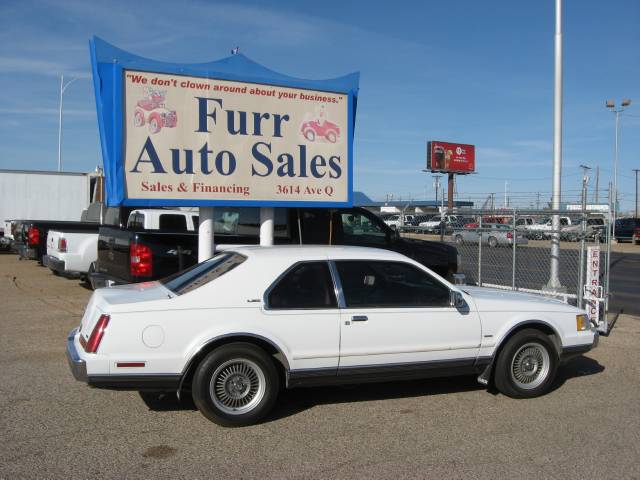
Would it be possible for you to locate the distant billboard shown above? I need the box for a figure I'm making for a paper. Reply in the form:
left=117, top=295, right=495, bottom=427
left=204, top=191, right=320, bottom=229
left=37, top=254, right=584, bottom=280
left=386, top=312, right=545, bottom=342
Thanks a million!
left=427, top=141, right=475, bottom=174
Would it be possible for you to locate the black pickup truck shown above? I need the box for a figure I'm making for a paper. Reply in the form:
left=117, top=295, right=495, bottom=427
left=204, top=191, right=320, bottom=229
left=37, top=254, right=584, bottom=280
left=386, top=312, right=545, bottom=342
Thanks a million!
left=91, top=206, right=459, bottom=289
left=14, top=203, right=104, bottom=264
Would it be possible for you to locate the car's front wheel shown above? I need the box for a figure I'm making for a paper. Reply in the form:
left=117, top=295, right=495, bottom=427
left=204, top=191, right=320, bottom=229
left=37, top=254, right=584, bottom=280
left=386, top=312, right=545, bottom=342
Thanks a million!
left=494, top=329, right=558, bottom=398
left=192, top=343, right=279, bottom=427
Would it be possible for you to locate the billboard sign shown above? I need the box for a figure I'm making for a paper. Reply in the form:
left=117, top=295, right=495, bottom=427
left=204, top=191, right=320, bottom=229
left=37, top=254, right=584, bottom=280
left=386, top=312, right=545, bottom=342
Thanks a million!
left=90, top=37, right=359, bottom=207
left=427, top=141, right=475, bottom=174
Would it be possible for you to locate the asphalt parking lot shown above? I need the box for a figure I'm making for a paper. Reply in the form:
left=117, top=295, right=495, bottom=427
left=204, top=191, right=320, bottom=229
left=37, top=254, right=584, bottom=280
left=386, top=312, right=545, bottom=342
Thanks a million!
left=2, top=253, right=640, bottom=479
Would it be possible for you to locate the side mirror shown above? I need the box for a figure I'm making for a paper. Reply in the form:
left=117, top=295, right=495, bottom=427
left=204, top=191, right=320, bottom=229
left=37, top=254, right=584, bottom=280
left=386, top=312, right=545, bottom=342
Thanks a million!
left=450, top=290, right=465, bottom=308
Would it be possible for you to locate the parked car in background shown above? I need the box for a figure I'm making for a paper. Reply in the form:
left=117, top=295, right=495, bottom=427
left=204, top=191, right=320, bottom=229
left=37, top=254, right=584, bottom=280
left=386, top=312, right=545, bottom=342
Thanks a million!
left=633, top=227, right=640, bottom=245
left=614, top=218, right=640, bottom=242
left=91, top=207, right=460, bottom=289
left=382, top=214, right=414, bottom=230
left=46, top=208, right=197, bottom=281
left=15, top=203, right=104, bottom=264
left=560, top=217, right=607, bottom=242
left=524, top=216, right=573, bottom=240
left=405, top=215, right=433, bottom=228
left=452, top=223, right=528, bottom=248
left=419, top=215, right=459, bottom=233
left=67, top=245, right=598, bottom=427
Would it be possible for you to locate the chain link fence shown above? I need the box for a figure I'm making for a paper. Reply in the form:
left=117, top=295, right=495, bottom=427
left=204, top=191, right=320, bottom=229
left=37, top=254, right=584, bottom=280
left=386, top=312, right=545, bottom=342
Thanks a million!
left=401, top=209, right=611, bottom=330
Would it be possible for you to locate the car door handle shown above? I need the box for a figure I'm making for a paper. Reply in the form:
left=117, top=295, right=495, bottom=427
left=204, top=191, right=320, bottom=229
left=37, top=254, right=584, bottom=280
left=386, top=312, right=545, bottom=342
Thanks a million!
left=351, top=315, right=368, bottom=322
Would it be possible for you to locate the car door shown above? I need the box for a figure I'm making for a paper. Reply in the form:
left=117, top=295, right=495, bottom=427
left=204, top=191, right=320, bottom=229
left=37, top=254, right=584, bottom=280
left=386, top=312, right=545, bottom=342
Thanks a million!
left=261, top=260, right=341, bottom=372
left=335, top=260, right=481, bottom=372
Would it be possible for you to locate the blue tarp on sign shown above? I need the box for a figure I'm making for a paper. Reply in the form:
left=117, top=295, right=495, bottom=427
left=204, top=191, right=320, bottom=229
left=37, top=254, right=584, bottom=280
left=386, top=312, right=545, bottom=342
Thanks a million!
left=90, top=36, right=359, bottom=207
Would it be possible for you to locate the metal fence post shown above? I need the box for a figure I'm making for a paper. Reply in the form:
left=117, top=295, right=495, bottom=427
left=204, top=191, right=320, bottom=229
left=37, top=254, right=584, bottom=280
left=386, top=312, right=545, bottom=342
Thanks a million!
left=512, top=209, right=517, bottom=290
left=604, top=183, right=612, bottom=312
left=477, top=216, right=483, bottom=286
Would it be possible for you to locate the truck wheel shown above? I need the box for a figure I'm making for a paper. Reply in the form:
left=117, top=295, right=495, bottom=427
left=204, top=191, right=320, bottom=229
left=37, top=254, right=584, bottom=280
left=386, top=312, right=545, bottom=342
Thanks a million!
left=192, top=343, right=279, bottom=427
left=494, top=329, right=558, bottom=398
left=488, top=236, right=498, bottom=248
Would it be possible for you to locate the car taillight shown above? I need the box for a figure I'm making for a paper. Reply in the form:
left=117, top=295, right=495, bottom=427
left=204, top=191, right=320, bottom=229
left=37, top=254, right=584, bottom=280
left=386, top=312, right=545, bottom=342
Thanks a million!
left=58, top=237, right=67, bottom=252
left=130, top=243, right=152, bottom=277
left=506, top=232, right=513, bottom=239
left=27, top=227, right=40, bottom=246
left=84, top=314, right=110, bottom=353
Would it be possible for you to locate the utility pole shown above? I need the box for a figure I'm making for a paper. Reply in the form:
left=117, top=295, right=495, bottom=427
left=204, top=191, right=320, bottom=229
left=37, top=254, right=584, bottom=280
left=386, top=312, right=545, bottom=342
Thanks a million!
left=536, top=192, right=541, bottom=210
left=594, top=166, right=599, bottom=203
left=433, top=175, right=442, bottom=206
left=547, top=0, right=564, bottom=292
left=605, top=99, right=632, bottom=235
left=634, top=168, right=640, bottom=218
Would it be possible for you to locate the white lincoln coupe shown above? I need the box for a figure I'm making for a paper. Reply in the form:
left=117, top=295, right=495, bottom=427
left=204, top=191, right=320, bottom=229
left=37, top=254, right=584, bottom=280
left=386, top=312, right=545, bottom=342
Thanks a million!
left=67, top=245, right=598, bottom=427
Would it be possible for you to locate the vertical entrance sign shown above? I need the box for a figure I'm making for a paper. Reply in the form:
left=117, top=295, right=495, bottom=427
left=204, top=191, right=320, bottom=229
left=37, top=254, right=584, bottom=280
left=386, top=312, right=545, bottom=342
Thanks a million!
left=90, top=37, right=359, bottom=208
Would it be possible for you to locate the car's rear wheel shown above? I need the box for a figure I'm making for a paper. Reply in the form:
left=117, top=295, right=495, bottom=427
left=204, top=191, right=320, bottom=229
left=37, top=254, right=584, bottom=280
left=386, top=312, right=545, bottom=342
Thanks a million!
left=303, top=129, right=316, bottom=141
left=494, top=329, right=558, bottom=398
left=455, top=234, right=463, bottom=245
left=488, top=236, right=498, bottom=248
left=326, top=130, right=337, bottom=143
left=192, top=343, right=279, bottom=427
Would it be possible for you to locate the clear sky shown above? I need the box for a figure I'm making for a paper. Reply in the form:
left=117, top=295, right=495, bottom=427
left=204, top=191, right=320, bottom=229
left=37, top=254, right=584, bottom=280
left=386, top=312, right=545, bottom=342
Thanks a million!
left=1, top=0, right=638, bottom=211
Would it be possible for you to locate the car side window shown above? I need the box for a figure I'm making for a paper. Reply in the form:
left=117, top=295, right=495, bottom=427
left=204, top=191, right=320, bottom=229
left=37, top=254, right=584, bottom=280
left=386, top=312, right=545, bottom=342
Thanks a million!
left=267, top=262, right=337, bottom=309
left=339, top=212, right=387, bottom=246
left=336, top=260, right=450, bottom=308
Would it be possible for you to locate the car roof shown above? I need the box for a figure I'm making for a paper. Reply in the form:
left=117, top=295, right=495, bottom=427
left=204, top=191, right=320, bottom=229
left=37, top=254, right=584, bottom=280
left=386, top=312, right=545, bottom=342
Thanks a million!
left=228, top=244, right=410, bottom=262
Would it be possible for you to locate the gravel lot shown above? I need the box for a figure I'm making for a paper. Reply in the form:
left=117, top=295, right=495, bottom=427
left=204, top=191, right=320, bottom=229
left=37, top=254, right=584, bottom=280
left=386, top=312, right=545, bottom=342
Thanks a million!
left=1, top=253, right=639, bottom=479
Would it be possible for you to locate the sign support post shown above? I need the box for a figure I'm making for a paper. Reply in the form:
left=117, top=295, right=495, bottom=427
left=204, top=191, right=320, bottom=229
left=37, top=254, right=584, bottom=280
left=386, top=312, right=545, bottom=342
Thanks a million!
left=260, top=207, right=274, bottom=246
left=447, top=173, right=454, bottom=210
left=198, top=207, right=215, bottom=262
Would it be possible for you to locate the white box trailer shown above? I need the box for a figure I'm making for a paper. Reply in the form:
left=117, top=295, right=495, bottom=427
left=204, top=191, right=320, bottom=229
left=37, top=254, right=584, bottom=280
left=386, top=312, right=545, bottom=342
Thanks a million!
left=0, top=169, right=92, bottom=235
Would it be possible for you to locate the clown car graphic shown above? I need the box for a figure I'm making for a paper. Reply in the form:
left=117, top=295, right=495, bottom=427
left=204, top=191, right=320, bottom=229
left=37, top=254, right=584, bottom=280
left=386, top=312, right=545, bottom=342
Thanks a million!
left=300, top=119, right=340, bottom=143
left=133, top=88, right=177, bottom=134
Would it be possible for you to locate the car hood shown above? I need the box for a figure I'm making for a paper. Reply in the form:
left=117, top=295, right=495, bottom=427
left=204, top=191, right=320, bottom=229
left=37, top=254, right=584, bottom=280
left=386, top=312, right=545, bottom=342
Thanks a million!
left=461, top=285, right=579, bottom=313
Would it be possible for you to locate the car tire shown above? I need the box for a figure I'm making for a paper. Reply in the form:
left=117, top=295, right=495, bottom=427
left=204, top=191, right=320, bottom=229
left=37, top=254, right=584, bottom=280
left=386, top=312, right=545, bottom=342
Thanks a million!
left=455, top=234, right=463, bottom=245
left=192, top=343, right=280, bottom=427
left=303, top=129, right=315, bottom=142
left=494, top=329, right=558, bottom=399
left=134, top=109, right=145, bottom=127
left=488, top=236, right=498, bottom=248
left=326, top=130, right=337, bottom=143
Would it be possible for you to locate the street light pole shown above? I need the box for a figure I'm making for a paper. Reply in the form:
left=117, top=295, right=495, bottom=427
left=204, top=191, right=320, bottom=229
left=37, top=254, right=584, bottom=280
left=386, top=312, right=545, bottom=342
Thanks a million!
left=605, top=98, right=632, bottom=237
left=547, top=0, right=564, bottom=291
left=57, top=74, right=79, bottom=172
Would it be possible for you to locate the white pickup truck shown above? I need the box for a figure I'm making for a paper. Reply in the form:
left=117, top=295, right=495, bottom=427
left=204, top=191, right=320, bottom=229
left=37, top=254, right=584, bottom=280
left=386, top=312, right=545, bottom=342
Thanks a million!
left=46, top=209, right=198, bottom=280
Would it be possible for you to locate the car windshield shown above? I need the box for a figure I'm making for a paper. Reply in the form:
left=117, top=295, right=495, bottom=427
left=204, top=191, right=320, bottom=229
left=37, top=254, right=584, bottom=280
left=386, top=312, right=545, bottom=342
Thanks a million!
left=161, top=252, right=246, bottom=295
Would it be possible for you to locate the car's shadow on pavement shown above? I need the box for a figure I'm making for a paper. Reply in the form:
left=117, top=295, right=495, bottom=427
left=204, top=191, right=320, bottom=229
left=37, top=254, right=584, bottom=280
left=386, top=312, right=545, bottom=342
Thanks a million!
left=551, top=355, right=604, bottom=392
left=138, top=355, right=605, bottom=422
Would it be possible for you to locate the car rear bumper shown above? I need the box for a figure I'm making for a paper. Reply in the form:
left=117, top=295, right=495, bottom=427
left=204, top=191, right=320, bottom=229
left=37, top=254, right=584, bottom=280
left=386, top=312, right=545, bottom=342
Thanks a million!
left=66, top=328, right=87, bottom=383
left=44, top=254, right=65, bottom=272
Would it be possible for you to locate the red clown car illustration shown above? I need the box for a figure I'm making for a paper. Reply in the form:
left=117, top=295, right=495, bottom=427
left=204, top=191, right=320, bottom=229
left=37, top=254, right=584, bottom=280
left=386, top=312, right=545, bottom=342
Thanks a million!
left=300, top=104, right=340, bottom=143
left=300, top=119, right=340, bottom=143
left=133, top=88, right=177, bottom=134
